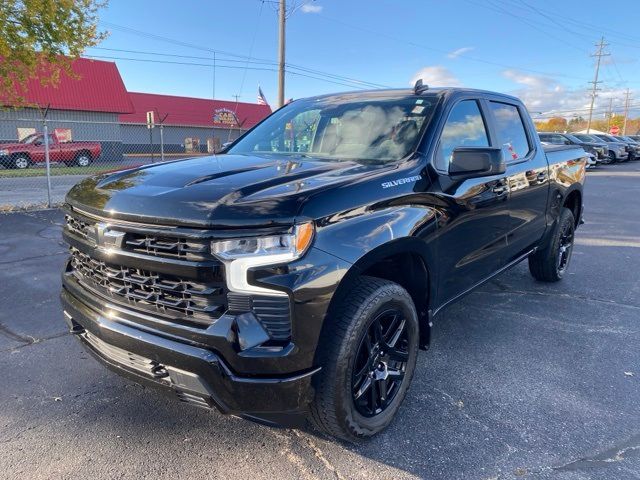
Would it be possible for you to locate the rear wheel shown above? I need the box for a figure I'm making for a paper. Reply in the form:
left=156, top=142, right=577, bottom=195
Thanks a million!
left=607, top=151, right=616, bottom=164
left=309, top=276, right=419, bottom=441
left=528, top=207, right=575, bottom=282
left=74, top=151, right=92, bottom=167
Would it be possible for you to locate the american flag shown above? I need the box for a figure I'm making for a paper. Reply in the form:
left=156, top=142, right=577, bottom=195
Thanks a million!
left=257, top=86, right=269, bottom=106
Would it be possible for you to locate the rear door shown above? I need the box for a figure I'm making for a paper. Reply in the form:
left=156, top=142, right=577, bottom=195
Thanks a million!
left=430, top=98, right=512, bottom=303
left=486, top=99, right=549, bottom=262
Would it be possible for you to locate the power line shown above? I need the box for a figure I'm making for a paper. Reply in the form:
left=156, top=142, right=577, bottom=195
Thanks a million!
left=474, top=0, right=588, bottom=53
left=100, top=21, right=390, bottom=91
left=87, top=47, right=390, bottom=89
left=83, top=54, right=376, bottom=91
left=314, top=12, right=587, bottom=81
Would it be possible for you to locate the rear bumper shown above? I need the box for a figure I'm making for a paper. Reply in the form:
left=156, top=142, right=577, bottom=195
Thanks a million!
left=61, top=287, right=319, bottom=427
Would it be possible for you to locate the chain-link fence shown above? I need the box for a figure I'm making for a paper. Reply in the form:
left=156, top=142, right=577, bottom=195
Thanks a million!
left=0, top=114, right=244, bottom=210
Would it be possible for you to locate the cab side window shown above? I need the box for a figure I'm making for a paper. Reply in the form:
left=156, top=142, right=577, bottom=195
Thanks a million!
left=435, top=100, right=489, bottom=171
left=490, top=101, right=531, bottom=161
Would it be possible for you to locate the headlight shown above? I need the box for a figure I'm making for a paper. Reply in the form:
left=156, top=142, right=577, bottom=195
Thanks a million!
left=0, top=149, right=8, bottom=156
left=211, top=222, right=315, bottom=295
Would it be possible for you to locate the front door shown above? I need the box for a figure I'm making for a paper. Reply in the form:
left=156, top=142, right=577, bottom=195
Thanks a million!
left=430, top=98, right=512, bottom=305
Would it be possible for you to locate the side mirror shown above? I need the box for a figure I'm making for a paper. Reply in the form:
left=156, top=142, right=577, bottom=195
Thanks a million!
left=449, top=147, right=505, bottom=179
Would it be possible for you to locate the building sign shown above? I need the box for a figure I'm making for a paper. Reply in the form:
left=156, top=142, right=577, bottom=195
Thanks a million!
left=54, top=128, right=72, bottom=143
left=17, top=127, right=36, bottom=141
left=213, top=108, right=239, bottom=126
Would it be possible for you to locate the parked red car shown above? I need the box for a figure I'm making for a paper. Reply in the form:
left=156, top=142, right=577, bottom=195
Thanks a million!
left=0, top=133, right=101, bottom=169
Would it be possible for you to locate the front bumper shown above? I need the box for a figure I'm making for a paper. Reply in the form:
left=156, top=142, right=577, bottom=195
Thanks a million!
left=61, top=286, right=320, bottom=427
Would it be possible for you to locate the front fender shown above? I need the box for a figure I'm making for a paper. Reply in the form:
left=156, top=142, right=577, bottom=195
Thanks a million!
left=314, top=205, right=438, bottom=265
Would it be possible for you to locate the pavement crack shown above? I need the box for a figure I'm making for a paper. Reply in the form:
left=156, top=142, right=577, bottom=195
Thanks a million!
left=292, top=430, right=346, bottom=480
left=553, top=433, right=640, bottom=472
left=0, top=322, right=36, bottom=345
left=481, top=284, right=640, bottom=311
left=0, top=330, right=68, bottom=352
left=0, top=250, right=67, bottom=265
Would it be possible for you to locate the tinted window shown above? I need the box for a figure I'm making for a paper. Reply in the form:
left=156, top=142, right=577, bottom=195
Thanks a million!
left=540, top=133, right=565, bottom=145
left=490, top=102, right=530, bottom=160
left=564, top=134, right=582, bottom=143
left=229, top=95, right=438, bottom=163
left=435, top=100, right=489, bottom=171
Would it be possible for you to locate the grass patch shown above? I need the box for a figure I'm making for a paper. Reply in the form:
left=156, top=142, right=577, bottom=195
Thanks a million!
left=0, top=163, right=137, bottom=178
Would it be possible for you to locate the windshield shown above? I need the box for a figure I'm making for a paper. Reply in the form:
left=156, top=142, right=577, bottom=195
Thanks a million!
left=20, top=134, right=41, bottom=144
left=563, top=133, right=582, bottom=143
left=228, top=94, right=439, bottom=163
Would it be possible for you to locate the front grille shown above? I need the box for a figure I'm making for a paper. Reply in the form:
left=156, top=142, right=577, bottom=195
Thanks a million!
left=69, top=247, right=225, bottom=325
left=125, top=233, right=210, bottom=261
left=65, top=214, right=92, bottom=240
left=64, top=213, right=213, bottom=261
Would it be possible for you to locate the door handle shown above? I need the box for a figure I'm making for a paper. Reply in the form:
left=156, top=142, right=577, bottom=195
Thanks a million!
left=492, top=183, right=508, bottom=196
left=536, top=172, right=548, bottom=182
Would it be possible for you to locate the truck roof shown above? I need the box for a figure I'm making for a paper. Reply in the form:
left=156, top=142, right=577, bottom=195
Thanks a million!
left=307, top=87, right=522, bottom=104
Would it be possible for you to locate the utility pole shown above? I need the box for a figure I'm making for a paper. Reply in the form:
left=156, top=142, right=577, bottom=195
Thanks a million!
left=586, top=37, right=609, bottom=134
left=606, top=97, right=613, bottom=130
left=623, top=88, right=631, bottom=135
left=278, top=0, right=286, bottom=108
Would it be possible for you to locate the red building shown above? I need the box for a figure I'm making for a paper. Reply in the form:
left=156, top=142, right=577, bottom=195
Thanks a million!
left=0, top=57, right=272, bottom=155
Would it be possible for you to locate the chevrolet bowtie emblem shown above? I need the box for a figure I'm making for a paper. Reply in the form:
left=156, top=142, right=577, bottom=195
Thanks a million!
left=90, top=222, right=125, bottom=249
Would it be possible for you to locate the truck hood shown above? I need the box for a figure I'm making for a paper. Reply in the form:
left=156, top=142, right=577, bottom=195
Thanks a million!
left=0, top=143, right=29, bottom=151
left=66, top=153, right=393, bottom=228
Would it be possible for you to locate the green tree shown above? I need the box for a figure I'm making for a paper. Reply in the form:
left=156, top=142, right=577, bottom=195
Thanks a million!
left=0, top=0, right=108, bottom=105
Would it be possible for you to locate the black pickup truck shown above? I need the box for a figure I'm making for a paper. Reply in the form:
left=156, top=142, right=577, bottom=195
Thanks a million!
left=60, top=85, right=587, bottom=441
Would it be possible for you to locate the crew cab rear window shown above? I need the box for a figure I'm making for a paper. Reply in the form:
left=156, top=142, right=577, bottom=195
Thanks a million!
left=435, top=100, right=489, bottom=171
left=490, top=102, right=531, bottom=161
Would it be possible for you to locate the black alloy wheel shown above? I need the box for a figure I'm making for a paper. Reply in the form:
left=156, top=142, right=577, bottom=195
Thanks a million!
left=528, top=207, right=575, bottom=282
left=556, top=220, right=574, bottom=277
left=351, top=309, right=409, bottom=417
left=309, top=276, right=419, bottom=441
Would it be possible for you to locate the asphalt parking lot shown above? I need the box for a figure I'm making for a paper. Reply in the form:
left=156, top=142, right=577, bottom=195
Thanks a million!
left=0, top=162, right=638, bottom=479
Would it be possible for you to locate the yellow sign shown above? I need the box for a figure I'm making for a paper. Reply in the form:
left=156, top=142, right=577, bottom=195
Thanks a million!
left=17, top=127, right=36, bottom=141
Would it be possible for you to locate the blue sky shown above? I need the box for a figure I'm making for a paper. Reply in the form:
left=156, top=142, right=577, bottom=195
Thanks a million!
left=88, top=0, right=640, bottom=118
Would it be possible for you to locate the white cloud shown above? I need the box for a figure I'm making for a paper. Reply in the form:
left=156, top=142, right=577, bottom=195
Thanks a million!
left=410, top=66, right=461, bottom=87
left=300, top=4, right=322, bottom=13
left=447, top=47, right=474, bottom=59
left=501, top=69, right=633, bottom=118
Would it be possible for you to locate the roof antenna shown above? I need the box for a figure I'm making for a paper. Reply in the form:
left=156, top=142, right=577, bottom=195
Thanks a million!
left=414, top=79, right=429, bottom=94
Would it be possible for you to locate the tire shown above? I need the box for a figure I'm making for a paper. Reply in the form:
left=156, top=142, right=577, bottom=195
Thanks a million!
left=309, top=276, right=420, bottom=441
left=607, top=151, right=616, bottom=164
left=528, top=207, right=575, bottom=282
left=11, top=154, right=30, bottom=170
left=74, top=151, right=92, bottom=167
